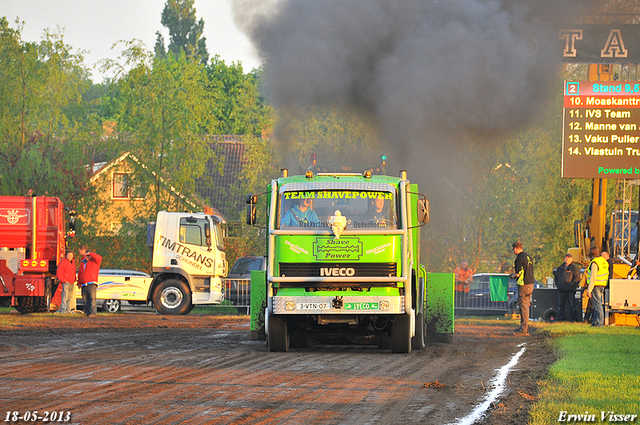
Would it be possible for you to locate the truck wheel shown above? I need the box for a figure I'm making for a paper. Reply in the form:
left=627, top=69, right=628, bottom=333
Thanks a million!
left=412, top=312, right=426, bottom=350
left=268, top=314, right=289, bottom=352
left=101, top=299, right=121, bottom=313
left=33, top=277, right=52, bottom=313
left=153, top=279, right=192, bottom=315
left=391, top=314, right=412, bottom=354
left=15, top=296, right=35, bottom=314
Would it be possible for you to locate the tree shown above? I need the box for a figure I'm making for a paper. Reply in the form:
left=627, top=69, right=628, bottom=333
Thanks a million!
left=101, top=41, right=220, bottom=218
left=156, top=0, right=208, bottom=64
left=0, top=17, right=100, bottom=204
left=223, top=135, right=280, bottom=264
left=205, top=56, right=272, bottom=137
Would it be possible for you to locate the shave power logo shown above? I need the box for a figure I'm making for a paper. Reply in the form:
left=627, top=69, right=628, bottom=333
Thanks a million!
left=314, top=237, right=362, bottom=261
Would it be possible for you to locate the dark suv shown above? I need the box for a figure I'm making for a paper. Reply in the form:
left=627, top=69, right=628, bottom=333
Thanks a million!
left=224, top=256, right=266, bottom=309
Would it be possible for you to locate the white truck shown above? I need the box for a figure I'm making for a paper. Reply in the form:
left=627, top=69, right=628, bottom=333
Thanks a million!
left=147, top=211, right=228, bottom=314
left=77, top=211, right=228, bottom=315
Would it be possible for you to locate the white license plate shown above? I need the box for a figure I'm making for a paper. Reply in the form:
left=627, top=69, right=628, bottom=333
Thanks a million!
left=296, top=302, right=330, bottom=310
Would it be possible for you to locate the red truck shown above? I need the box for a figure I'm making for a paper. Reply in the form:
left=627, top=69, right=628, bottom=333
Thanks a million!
left=0, top=196, right=71, bottom=313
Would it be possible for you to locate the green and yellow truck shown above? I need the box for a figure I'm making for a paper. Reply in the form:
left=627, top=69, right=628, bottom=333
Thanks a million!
left=247, top=168, right=454, bottom=352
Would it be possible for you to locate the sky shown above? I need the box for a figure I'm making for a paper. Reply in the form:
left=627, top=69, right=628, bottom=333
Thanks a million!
left=1, top=0, right=263, bottom=82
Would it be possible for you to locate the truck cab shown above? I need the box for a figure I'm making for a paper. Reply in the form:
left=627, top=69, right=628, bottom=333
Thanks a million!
left=148, top=211, right=227, bottom=314
left=248, top=169, right=440, bottom=352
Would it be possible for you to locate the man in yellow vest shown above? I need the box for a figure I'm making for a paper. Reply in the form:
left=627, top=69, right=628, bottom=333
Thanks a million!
left=586, top=246, right=608, bottom=327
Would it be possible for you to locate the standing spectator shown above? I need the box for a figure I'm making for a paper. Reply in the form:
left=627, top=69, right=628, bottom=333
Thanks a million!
left=509, top=241, right=535, bottom=336
left=454, top=259, right=474, bottom=307
left=586, top=246, right=608, bottom=327
left=554, top=254, right=581, bottom=321
left=55, top=250, right=76, bottom=314
left=601, top=251, right=614, bottom=285
left=77, top=246, right=102, bottom=318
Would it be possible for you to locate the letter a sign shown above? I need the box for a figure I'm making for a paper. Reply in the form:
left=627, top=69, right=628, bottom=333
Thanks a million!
left=559, top=24, right=640, bottom=63
left=600, top=29, right=628, bottom=58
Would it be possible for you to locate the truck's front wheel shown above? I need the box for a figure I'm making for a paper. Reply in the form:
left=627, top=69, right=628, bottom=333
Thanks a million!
left=153, top=279, right=192, bottom=315
left=15, top=296, right=35, bottom=314
left=268, top=314, right=289, bottom=352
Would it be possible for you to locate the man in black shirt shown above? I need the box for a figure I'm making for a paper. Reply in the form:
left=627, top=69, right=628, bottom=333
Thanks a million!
left=509, top=241, right=535, bottom=336
left=554, top=254, right=581, bottom=321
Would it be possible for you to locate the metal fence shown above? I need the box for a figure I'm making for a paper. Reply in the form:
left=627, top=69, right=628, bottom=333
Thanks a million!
left=222, top=278, right=251, bottom=314
left=455, top=274, right=518, bottom=314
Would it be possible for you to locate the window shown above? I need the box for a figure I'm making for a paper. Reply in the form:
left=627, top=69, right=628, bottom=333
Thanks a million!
left=179, top=217, right=209, bottom=246
left=112, top=173, right=146, bottom=199
left=278, top=189, right=398, bottom=230
left=112, top=173, right=130, bottom=199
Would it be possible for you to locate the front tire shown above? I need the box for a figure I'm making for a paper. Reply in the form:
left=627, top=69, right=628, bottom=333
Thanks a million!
left=153, top=279, right=192, bottom=315
left=15, top=296, right=35, bottom=314
left=101, top=299, right=121, bottom=313
left=268, top=314, right=289, bottom=352
left=391, top=314, right=412, bottom=353
left=33, top=277, right=52, bottom=313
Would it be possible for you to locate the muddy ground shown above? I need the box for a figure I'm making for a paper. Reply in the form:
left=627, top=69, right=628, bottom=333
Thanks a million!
left=0, top=313, right=554, bottom=425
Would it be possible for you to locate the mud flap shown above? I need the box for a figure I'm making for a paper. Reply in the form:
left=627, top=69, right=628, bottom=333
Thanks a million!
left=250, top=270, right=267, bottom=340
left=426, top=273, right=454, bottom=343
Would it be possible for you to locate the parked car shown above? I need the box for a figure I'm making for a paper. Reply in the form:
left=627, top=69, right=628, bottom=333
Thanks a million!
left=224, top=256, right=266, bottom=310
left=76, top=269, right=154, bottom=313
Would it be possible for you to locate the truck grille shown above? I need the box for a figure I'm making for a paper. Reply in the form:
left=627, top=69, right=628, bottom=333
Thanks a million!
left=279, top=262, right=397, bottom=277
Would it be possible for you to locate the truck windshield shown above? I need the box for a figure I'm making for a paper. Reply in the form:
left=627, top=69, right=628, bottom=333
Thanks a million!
left=278, top=190, right=397, bottom=230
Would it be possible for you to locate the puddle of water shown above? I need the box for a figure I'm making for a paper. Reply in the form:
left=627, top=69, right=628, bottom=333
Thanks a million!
left=450, top=342, right=527, bottom=425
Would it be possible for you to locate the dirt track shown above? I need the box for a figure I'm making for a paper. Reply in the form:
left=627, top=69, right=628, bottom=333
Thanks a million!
left=0, top=313, right=553, bottom=425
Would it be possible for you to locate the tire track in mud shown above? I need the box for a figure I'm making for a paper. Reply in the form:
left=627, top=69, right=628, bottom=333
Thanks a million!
left=0, top=316, right=533, bottom=425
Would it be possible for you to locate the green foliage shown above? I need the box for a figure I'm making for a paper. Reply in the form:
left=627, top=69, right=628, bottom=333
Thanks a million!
left=102, top=42, right=218, bottom=216
left=205, top=57, right=272, bottom=137
left=0, top=18, right=100, bottom=205
left=157, top=0, right=208, bottom=64
left=223, top=135, right=280, bottom=264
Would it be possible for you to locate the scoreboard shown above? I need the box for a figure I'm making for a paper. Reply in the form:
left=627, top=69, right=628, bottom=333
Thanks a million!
left=562, top=81, right=640, bottom=178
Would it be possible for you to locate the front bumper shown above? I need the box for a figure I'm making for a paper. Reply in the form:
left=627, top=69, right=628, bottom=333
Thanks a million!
left=271, top=295, right=406, bottom=315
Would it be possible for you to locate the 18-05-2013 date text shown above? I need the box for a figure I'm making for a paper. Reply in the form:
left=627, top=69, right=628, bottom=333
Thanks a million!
left=4, top=411, right=71, bottom=422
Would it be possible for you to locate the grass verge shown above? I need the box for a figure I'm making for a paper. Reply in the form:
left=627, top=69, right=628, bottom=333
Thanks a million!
left=531, top=322, right=640, bottom=424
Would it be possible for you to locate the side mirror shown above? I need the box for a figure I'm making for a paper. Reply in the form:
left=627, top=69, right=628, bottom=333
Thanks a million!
left=204, top=222, right=212, bottom=246
left=246, top=194, right=258, bottom=225
left=417, top=198, right=430, bottom=224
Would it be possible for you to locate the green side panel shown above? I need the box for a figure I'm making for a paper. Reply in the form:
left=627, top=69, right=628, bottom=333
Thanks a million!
left=426, top=272, right=454, bottom=343
left=250, top=270, right=266, bottom=340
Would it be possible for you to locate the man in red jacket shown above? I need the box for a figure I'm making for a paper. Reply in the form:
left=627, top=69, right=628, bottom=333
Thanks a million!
left=56, top=250, right=76, bottom=314
left=77, top=246, right=103, bottom=317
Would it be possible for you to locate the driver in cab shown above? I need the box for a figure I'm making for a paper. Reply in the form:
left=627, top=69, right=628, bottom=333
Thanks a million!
left=280, top=197, right=321, bottom=227
left=363, top=197, right=389, bottom=227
